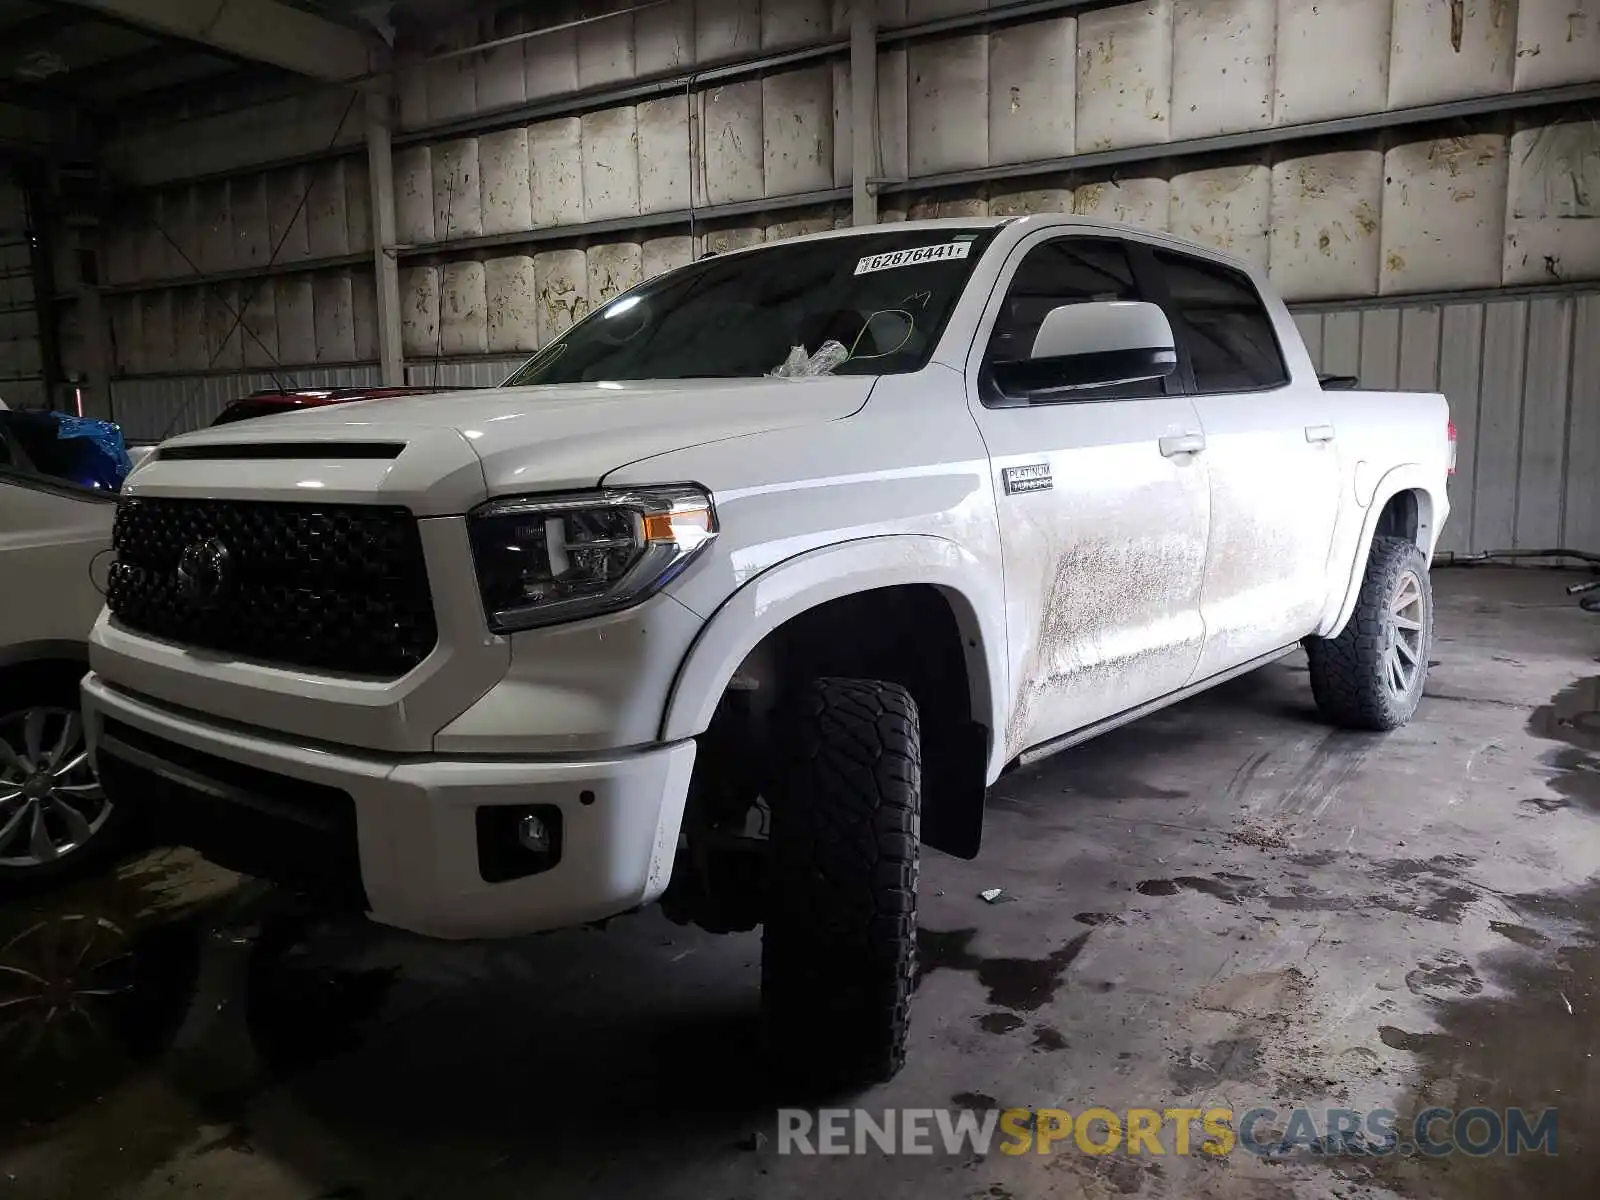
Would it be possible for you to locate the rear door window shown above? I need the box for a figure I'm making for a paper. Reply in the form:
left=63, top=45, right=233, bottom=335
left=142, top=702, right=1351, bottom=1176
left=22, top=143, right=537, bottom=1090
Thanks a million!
left=1152, top=250, right=1288, bottom=393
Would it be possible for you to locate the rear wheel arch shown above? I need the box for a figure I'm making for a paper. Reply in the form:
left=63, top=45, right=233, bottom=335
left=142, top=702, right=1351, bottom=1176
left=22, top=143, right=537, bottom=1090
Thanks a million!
left=1321, top=472, right=1443, bottom=639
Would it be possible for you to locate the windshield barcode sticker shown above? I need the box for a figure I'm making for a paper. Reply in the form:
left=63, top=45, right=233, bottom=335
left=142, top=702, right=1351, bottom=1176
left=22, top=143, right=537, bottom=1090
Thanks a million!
left=853, top=242, right=973, bottom=275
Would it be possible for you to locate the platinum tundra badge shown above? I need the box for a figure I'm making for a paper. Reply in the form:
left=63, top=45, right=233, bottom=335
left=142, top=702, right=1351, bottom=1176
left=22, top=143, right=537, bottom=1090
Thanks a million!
left=1003, top=463, right=1054, bottom=495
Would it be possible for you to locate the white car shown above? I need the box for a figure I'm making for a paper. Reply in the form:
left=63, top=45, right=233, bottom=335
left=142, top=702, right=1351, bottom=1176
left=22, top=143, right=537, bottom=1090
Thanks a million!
left=82, top=217, right=1453, bottom=1084
left=0, top=412, right=124, bottom=888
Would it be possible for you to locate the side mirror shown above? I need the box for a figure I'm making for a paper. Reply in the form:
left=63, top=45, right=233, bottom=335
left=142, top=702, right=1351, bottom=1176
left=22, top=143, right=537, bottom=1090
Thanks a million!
left=991, top=300, right=1178, bottom=399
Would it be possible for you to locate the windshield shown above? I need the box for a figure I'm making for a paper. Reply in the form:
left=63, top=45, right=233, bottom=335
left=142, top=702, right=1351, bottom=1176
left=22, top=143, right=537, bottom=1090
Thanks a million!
left=503, top=228, right=999, bottom=386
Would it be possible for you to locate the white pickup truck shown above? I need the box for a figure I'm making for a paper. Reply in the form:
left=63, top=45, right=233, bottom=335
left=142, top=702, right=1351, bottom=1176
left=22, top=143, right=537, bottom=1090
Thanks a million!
left=82, top=217, right=1452, bottom=1084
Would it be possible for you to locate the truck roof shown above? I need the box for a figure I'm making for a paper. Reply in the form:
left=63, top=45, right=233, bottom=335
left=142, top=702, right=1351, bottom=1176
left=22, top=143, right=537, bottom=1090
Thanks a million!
left=735, top=214, right=1257, bottom=275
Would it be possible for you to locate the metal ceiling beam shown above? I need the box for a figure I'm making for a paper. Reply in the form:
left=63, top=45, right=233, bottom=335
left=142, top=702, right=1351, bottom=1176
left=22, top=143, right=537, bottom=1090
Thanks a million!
left=55, top=0, right=374, bottom=80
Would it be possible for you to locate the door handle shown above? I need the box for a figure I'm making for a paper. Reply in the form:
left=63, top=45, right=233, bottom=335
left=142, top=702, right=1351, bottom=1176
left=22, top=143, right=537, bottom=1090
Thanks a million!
left=1159, top=432, right=1206, bottom=458
left=1306, top=424, right=1336, bottom=443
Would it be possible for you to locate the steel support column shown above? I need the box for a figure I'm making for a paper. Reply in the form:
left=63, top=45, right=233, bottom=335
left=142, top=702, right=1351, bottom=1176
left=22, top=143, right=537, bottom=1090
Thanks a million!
left=850, top=2, right=878, bottom=226
left=365, top=87, right=404, bottom=386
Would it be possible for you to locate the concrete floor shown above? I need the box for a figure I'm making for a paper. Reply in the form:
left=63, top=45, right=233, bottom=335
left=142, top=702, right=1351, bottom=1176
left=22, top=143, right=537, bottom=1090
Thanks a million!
left=2, top=567, right=1596, bottom=1200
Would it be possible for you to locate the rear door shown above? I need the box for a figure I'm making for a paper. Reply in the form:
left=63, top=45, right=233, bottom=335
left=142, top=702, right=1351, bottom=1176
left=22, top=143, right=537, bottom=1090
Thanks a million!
left=1149, top=249, right=1340, bottom=680
left=963, top=232, right=1211, bottom=762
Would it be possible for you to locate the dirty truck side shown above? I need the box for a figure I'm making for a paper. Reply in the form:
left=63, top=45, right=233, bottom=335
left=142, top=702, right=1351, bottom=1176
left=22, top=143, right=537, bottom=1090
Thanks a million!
left=81, top=216, right=1453, bottom=1086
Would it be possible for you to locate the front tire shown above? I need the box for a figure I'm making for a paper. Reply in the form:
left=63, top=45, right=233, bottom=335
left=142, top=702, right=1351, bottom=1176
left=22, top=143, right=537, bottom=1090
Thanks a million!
left=1306, top=536, right=1433, bottom=731
left=762, top=678, right=920, bottom=1088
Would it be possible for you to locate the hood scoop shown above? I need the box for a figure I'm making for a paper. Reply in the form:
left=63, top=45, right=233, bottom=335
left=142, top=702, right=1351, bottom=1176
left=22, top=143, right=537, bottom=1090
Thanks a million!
left=158, top=442, right=407, bottom=462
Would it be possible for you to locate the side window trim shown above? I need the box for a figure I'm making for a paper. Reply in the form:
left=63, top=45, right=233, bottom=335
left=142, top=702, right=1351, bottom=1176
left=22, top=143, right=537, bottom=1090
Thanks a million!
left=976, top=233, right=1182, bottom=410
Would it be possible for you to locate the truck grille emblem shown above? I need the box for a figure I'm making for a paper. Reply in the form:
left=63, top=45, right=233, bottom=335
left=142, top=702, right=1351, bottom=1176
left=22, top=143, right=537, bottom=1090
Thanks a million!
left=177, top=537, right=233, bottom=608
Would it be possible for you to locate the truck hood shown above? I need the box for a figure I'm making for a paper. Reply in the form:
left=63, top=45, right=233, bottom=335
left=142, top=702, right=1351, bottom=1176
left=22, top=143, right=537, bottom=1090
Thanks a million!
left=140, top=377, right=874, bottom=515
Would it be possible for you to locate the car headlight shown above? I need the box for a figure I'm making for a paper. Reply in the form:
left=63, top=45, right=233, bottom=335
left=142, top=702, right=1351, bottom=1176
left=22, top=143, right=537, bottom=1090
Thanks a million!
left=467, top=485, right=718, bottom=632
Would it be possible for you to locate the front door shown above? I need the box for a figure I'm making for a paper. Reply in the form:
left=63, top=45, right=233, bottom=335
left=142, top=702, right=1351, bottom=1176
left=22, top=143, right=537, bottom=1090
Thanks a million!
left=963, top=234, right=1212, bottom=762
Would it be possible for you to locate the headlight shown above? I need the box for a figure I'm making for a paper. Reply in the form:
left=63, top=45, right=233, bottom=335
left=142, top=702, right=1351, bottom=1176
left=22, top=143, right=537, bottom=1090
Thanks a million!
left=467, top=485, right=718, bottom=632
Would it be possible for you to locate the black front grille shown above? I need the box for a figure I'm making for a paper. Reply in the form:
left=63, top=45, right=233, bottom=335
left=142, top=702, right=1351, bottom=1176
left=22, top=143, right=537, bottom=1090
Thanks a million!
left=107, top=496, right=437, bottom=677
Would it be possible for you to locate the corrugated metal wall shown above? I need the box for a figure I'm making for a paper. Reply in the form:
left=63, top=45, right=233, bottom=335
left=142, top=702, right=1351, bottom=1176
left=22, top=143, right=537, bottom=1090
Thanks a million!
left=1293, top=287, right=1600, bottom=555
left=110, top=364, right=383, bottom=440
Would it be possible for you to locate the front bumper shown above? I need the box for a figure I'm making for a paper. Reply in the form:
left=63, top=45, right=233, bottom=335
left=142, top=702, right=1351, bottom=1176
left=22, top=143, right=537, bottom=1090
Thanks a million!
left=82, top=674, right=696, bottom=940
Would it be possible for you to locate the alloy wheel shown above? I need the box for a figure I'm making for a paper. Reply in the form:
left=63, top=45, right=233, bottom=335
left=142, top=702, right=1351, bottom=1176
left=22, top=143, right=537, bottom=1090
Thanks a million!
left=0, top=706, right=110, bottom=869
left=0, top=914, right=136, bottom=1061
left=1385, top=570, right=1426, bottom=700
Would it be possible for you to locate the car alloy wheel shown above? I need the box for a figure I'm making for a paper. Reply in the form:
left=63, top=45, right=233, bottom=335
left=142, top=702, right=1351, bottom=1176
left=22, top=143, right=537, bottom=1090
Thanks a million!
left=0, top=914, right=135, bottom=1060
left=0, top=706, right=110, bottom=869
left=1385, top=569, right=1426, bottom=700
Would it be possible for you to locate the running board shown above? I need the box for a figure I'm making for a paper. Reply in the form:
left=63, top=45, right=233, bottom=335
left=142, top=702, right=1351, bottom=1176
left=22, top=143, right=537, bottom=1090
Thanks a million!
left=1011, top=644, right=1301, bottom=771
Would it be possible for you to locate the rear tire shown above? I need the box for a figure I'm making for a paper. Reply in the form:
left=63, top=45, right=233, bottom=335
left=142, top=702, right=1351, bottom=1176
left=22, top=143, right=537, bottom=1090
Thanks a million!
left=762, top=678, right=920, bottom=1088
left=1306, top=536, right=1433, bottom=731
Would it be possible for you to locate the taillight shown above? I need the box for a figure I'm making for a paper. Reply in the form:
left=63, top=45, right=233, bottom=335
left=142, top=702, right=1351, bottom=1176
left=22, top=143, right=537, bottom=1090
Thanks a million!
left=1447, top=420, right=1457, bottom=476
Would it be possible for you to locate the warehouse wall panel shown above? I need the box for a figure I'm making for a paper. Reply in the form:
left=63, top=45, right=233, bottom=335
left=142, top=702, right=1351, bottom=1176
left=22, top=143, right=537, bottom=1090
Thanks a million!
left=433, top=139, right=483, bottom=240
left=480, top=129, right=533, bottom=235
left=643, top=234, right=696, bottom=278
left=1072, top=174, right=1170, bottom=231
left=763, top=0, right=828, bottom=47
left=198, top=181, right=233, bottom=274
left=352, top=273, right=379, bottom=361
left=876, top=48, right=910, bottom=183
left=637, top=0, right=695, bottom=74
left=1379, top=134, right=1508, bottom=295
left=1564, top=295, right=1600, bottom=552
left=988, top=181, right=1072, bottom=216
left=1075, top=2, right=1172, bottom=152
left=524, top=20, right=579, bottom=102
left=267, top=168, right=311, bottom=264
left=175, top=288, right=208, bottom=371
left=1504, top=119, right=1600, bottom=285
left=1169, top=162, right=1271, bottom=273
left=987, top=17, right=1075, bottom=166
left=313, top=274, right=357, bottom=363
left=639, top=97, right=693, bottom=212
left=1297, top=290, right=1600, bottom=553
left=697, top=0, right=761, bottom=61
left=230, top=176, right=269, bottom=269
left=1515, top=295, right=1573, bottom=548
left=578, top=10, right=637, bottom=88
left=395, top=147, right=435, bottom=246
left=1274, top=0, right=1392, bottom=123
left=440, top=261, right=490, bottom=356
left=1171, top=0, right=1276, bottom=139
left=475, top=11, right=526, bottom=111
left=306, top=160, right=350, bottom=259
left=535, top=248, right=587, bottom=346
left=588, top=241, right=644, bottom=310
left=908, top=35, right=988, bottom=175
left=400, top=265, right=440, bottom=357
left=582, top=108, right=643, bottom=221
left=485, top=255, right=539, bottom=353
left=1388, top=0, right=1516, bottom=108
left=529, top=119, right=585, bottom=227
left=425, top=39, right=479, bottom=125
left=763, top=67, right=833, bottom=197
left=274, top=277, right=317, bottom=365
left=205, top=284, right=243, bottom=370
left=1515, top=0, right=1600, bottom=89
left=240, top=283, right=278, bottom=368
left=700, top=82, right=764, bottom=203
left=1268, top=150, right=1384, bottom=301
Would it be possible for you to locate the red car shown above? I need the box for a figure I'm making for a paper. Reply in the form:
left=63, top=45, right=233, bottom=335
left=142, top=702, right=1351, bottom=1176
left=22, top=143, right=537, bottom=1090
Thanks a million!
left=210, top=386, right=454, bottom=426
